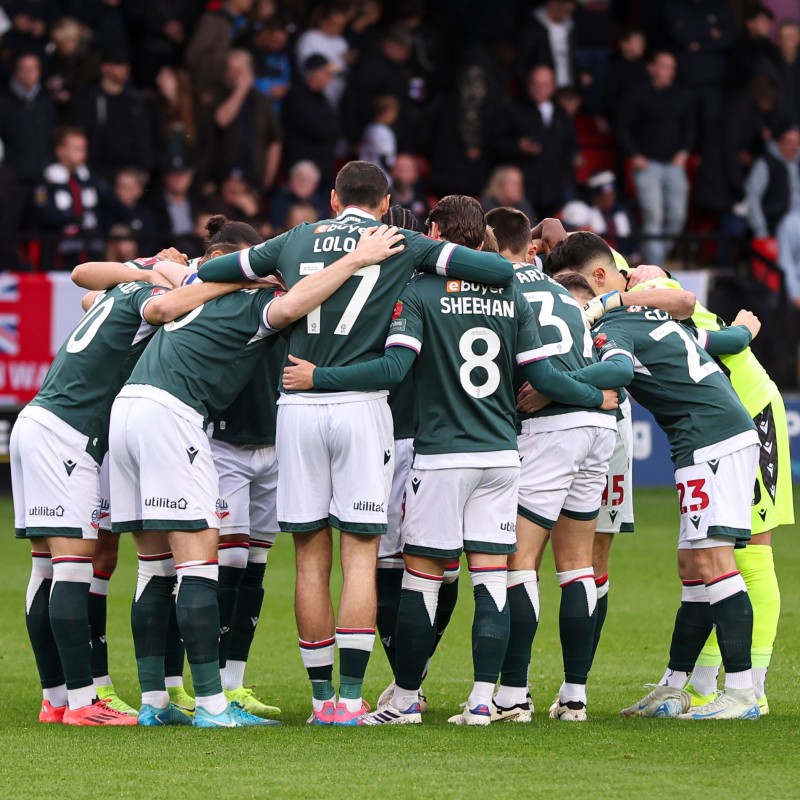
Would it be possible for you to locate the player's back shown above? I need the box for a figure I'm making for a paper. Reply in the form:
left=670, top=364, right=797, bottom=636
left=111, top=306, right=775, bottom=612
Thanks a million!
left=593, top=306, right=755, bottom=466
left=512, top=261, right=598, bottom=419
left=394, top=274, right=527, bottom=461
left=273, top=213, right=425, bottom=375
left=128, top=288, right=277, bottom=421
left=30, top=280, right=163, bottom=456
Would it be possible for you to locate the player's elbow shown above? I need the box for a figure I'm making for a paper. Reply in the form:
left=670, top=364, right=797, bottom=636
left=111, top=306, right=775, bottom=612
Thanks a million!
left=673, top=290, right=696, bottom=319
left=143, top=299, right=176, bottom=325
left=71, top=262, right=100, bottom=289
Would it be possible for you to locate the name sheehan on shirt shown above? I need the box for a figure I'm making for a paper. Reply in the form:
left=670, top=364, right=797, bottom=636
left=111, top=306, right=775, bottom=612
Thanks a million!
left=440, top=296, right=515, bottom=316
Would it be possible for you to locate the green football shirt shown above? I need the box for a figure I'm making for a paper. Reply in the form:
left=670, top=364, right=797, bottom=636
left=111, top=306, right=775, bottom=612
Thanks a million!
left=630, top=277, right=779, bottom=416
left=312, top=275, right=604, bottom=466
left=127, top=288, right=279, bottom=423
left=30, top=281, right=167, bottom=462
left=209, top=333, right=286, bottom=447
left=197, top=209, right=514, bottom=391
left=512, top=261, right=615, bottom=427
left=589, top=306, right=757, bottom=467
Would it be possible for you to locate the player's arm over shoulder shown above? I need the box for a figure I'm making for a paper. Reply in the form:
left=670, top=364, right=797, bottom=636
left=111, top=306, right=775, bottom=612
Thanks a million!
left=410, top=230, right=513, bottom=286
left=197, top=229, right=291, bottom=282
left=624, top=276, right=696, bottom=320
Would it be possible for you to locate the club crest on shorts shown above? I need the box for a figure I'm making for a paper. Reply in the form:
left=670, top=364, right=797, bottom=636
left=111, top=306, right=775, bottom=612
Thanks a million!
left=215, top=499, right=230, bottom=520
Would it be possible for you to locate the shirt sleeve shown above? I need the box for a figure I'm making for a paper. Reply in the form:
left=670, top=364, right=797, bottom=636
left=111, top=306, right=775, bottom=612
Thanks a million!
left=257, top=288, right=281, bottom=335
left=132, top=284, right=170, bottom=321
left=313, top=346, right=417, bottom=391
left=384, top=281, right=425, bottom=355
left=515, top=296, right=603, bottom=407
left=592, top=319, right=636, bottom=366
left=409, top=231, right=513, bottom=287
left=197, top=230, right=290, bottom=282
left=693, top=325, right=752, bottom=356
left=568, top=355, right=635, bottom=389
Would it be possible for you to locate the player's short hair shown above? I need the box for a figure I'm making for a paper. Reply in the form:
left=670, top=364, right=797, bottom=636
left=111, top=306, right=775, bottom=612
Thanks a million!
left=205, top=214, right=261, bottom=248
left=547, top=231, right=616, bottom=276
left=486, top=206, right=532, bottom=257
left=334, top=160, right=389, bottom=210
left=554, top=271, right=596, bottom=302
left=483, top=226, right=499, bottom=253
left=53, top=125, right=86, bottom=148
left=427, top=195, right=486, bottom=250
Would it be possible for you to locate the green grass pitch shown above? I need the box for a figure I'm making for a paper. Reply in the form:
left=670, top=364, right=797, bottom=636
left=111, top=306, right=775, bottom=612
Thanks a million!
left=1, top=488, right=799, bottom=799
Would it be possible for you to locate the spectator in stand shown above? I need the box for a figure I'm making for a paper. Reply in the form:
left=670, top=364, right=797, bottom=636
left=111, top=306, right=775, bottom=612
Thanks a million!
left=759, top=20, right=800, bottom=128
left=499, top=64, right=577, bottom=219
left=43, top=17, right=99, bottom=124
left=0, top=52, right=55, bottom=191
left=342, top=24, right=413, bottom=147
left=777, top=208, right=800, bottom=311
left=147, top=156, right=201, bottom=251
left=63, top=0, right=127, bottom=57
left=250, top=14, right=293, bottom=113
left=125, top=0, right=199, bottom=89
left=429, top=42, right=512, bottom=197
left=100, top=167, right=158, bottom=251
left=152, top=65, right=204, bottom=172
left=295, top=2, right=352, bottom=109
left=206, top=169, right=261, bottom=223
left=573, top=0, right=615, bottom=116
left=389, top=152, right=429, bottom=225
left=584, top=170, right=638, bottom=259
left=603, top=26, right=648, bottom=122
left=0, top=150, right=21, bottom=269
left=268, top=159, right=329, bottom=228
left=516, top=0, right=579, bottom=88
left=616, top=50, right=694, bottom=265
left=695, top=74, right=778, bottom=238
left=480, top=165, right=535, bottom=222
left=213, top=48, right=283, bottom=193
left=74, top=52, right=154, bottom=180
left=2, top=2, right=49, bottom=61
left=664, top=0, right=734, bottom=149
left=185, top=0, right=254, bottom=108
left=359, top=94, right=399, bottom=171
left=745, top=121, right=800, bottom=239
left=344, top=0, right=382, bottom=58
left=282, top=53, right=343, bottom=191
left=29, top=126, right=103, bottom=269
left=282, top=201, right=319, bottom=230
left=104, top=223, right=139, bottom=263
left=728, top=4, right=777, bottom=90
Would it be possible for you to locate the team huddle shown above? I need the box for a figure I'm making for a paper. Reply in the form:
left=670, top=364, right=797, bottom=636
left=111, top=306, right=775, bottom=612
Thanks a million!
left=12, top=161, right=793, bottom=728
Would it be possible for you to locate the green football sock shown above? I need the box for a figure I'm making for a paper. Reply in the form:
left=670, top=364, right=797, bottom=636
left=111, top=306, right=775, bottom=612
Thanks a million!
left=736, top=545, right=780, bottom=669
left=336, top=628, right=375, bottom=700
left=228, top=558, right=267, bottom=664
left=25, top=553, right=64, bottom=690
left=376, top=566, right=403, bottom=672
left=557, top=569, right=597, bottom=685
left=217, top=560, right=246, bottom=668
left=131, top=556, right=176, bottom=693
left=176, top=570, right=223, bottom=697
left=500, top=570, right=539, bottom=688
left=590, top=574, right=609, bottom=667
left=163, top=598, right=185, bottom=681
left=706, top=572, right=753, bottom=674
left=470, top=567, right=510, bottom=684
left=49, top=558, right=93, bottom=691
left=433, top=565, right=460, bottom=654
left=88, top=571, right=110, bottom=679
left=667, top=581, right=714, bottom=672
left=394, top=569, right=441, bottom=691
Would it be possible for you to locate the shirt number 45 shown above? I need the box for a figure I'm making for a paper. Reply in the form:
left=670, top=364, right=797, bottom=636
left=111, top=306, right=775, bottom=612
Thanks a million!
left=676, top=478, right=710, bottom=514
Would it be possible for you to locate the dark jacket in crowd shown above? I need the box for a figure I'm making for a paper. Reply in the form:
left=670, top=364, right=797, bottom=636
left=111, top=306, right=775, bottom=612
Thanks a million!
left=429, top=45, right=509, bottom=197
left=515, top=13, right=578, bottom=84
left=74, top=85, right=155, bottom=177
left=616, top=81, right=695, bottom=161
left=282, top=80, right=342, bottom=191
left=213, top=88, right=283, bottom=187
left=694, top=89, right=769, bottom=212
left=664, top=0, right=735, bottom=90
left=0, top=83, right=56, bottom=184
left=603, top=53, right=648, bottom=120
left=759, top=56, right=800, bottom=127
left=498, top=99, right=576, bottom=216
left=728, top=35, right=779, bottom=90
